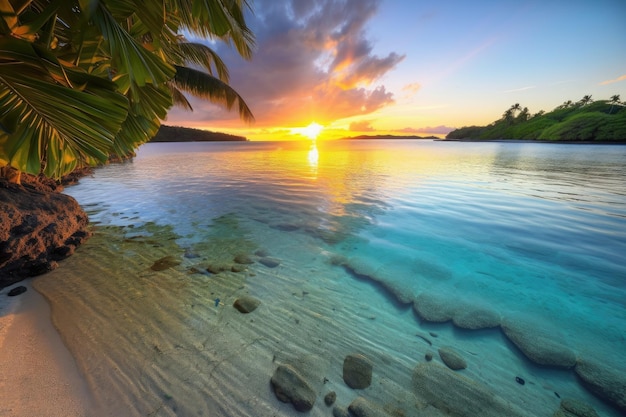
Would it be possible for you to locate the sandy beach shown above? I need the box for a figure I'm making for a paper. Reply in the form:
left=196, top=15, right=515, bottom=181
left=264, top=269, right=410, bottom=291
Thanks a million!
left=0, top=281, right=93, bottom=417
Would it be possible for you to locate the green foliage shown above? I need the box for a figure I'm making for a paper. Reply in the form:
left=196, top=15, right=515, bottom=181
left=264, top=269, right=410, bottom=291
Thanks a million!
left=0, top=0, right=255, bottom=180
left=447, top=97, right=626, bottom=142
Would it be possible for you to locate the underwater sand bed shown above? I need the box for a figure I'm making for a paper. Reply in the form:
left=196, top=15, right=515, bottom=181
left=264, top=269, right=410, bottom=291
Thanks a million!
left=33, top=218, right=623, bottom=416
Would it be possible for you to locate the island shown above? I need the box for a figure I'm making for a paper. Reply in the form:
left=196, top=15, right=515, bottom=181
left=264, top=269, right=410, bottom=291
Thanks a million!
left=341, top=134, right=438, bottom=140
left=150, top=125, right=248, bottom=142
left=446, top=96, right=625, bottom=142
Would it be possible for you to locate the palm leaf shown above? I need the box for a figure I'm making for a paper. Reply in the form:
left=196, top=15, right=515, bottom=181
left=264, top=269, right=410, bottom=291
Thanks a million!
left=173, top=65, right=253, bottom=122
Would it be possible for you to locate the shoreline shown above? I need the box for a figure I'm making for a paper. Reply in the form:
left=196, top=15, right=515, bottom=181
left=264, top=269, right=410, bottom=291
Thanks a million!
left=0, top=281, right=93, bottom=416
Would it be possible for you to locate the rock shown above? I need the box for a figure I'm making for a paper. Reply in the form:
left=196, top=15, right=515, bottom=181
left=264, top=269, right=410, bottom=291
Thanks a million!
left=501, top=317, right=577, bottom=368
left=348, top=397, right=389, bottom=417
left=233, top=296, right=261, bottom=314
left=7, top=286, right=27, bottom=297
left=438, top=346, right=467, bottom=370
left=332, top=406, right=350, bottom=417
left=0, top=176, right=90, bottom=288
left=259, top=257, right=280, bottom=268
left=412, top=362, right=528, bottom=417
left=452, top=307, right=501, bottom=330
left=231, top=264, right=246, bottom=273
left=553, top=398, right=600, bottom=417
left=425, top=352, right=433, bottom=362
left=254, top=248, right=270, bottom=257
left=574, top=359, right=626, bottom=412
left=324, top=391, right=336, bottom=406
left=343, top=354, right=373, bottom=389
left=413, top=293, right=456, bottom=323
left=233, top=253, right=254, bottom=264
left=270, top=364, right=316, bottom=412
left=150, top=255, right=181, bottom=271
left=206, top=263, right=229, bottom=274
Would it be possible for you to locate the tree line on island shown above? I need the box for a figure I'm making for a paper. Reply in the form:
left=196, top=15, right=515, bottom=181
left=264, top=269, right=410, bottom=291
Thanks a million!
left=447, top=95, right=626, bottom=141
left=151, top=125, right=247, bottom=142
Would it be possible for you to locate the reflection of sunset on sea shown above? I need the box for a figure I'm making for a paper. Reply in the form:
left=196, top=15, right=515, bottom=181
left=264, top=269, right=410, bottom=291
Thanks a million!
left=166, top=0, right=626, bottom=141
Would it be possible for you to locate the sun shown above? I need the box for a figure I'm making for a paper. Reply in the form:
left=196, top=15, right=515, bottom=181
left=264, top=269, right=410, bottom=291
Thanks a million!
left=297, top=122, right=324, bottom=140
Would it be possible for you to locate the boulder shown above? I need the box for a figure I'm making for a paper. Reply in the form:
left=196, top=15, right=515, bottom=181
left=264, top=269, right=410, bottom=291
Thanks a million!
left=324, top=391, right=336, bottom=406
left=270, top=364, right=316, bottom=412
left=412, top=362, right=528, bottom=417
left=574, top=359, right=626, bottom=413
left=343, top=354, right=373, bottom=389
left=501, top=317, right=577, bottom=368
left=7, top=286, right=27, bottom=297
left=233, top=296, right=261, bottom=314
left=233, top=253, right=254, bottom=264
left=438, top=346, right=467, bottom=370
left=0, top=178, right=90, bottom=288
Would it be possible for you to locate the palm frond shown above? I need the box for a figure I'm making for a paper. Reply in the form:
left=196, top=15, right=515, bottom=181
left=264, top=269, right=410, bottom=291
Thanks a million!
left=173, top=65, right=253, bottom=123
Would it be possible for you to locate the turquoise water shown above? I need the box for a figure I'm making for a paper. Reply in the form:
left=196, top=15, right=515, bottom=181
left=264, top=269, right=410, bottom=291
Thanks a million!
left=62, top=139, right=626, bottom=415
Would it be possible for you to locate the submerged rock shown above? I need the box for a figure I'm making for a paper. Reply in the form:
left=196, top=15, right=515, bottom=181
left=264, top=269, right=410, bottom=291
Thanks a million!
left=348, top=397, right=389, bottom=417
left=233, top=253, right=254, bottom=264
left=324, top=391, right=337, bottom=406
left=452, top=306, right=501, bottom=330
left=553, top=398, right=600, bottom=417
left=150, top=255, right=181, bottom=271
left=574, top=359, right=626, bottom=412
left=412, top=362, right=528, bottom=417
left=501, top=317, right=577, bottom=368
left=438, top=346, right=467, bottom=370
left=233, top=296, right=261, bottom=314
left=270, top=364, right=316, bottom=412
left=413, top=293, right=456, bottom=323
left=258, top=257, right=280, bottom=268
left=343, top=353, right=373, bottom=389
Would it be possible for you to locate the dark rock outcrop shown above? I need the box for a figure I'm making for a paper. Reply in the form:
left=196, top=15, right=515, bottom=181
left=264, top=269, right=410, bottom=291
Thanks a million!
left=0, top=177, right=90, bottom=288
left=348, top=397, right=389, bottom=417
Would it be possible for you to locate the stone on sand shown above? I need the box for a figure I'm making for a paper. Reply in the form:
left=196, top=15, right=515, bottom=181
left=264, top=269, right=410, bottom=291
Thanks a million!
left=412, top=362, right=528, bottom=417
left=270, top=364, right=316, bottom=412
left=574, top=359, right=626, bottom=413
left=233, top=253, right=254, bottom=264
left=233, top=296, right=261, bottom=314
left=150, top=255, right=181, bottom=271
left=343, top=353, right=373, bottom=389
left=348, top=397, right=390, bottom=417
left=324, top=391, right=336, bottom=406
left=413, top=293, right=456, bottom=323
left=438, top=346, right=467, bottom=370
left=501, top=317, right=577, bottom=368
left=553, top=398, right=600, bottom=417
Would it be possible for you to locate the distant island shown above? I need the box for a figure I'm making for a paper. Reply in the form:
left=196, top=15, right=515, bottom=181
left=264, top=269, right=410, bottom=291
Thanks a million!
left=150, top=125, right=248, bottom=142
left=342, top=134, right=438, bottom=140
left=446, top=96, right=625, bottom=142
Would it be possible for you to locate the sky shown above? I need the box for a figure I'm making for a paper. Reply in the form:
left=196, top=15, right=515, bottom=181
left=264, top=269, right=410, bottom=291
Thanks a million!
left=165, top=0, right=626, bottom=140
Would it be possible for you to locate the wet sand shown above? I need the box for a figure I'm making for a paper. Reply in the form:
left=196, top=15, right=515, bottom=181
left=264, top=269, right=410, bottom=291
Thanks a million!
left=0, top=282, right=93, bottom=417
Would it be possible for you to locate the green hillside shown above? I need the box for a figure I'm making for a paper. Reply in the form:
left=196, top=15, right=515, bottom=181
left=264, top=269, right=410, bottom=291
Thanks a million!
left=446, top=96, right=626, bottom=142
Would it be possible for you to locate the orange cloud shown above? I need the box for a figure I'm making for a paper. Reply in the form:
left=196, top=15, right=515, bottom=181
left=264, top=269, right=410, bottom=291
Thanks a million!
left=600, top=74, right=626, bottom=85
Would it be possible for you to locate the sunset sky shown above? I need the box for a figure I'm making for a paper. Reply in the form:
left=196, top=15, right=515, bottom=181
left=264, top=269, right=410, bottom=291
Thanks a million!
left=166, top=0, right=626, bottom=140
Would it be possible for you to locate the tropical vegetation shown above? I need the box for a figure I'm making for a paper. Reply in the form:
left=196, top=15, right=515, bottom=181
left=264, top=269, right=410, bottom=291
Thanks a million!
left=0, top=0, right=255, bottom=183
left=447, top=95, right=626, bottom=142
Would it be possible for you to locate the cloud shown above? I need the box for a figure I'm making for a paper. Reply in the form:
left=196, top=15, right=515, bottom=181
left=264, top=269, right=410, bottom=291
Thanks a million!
left=502, top=86, right=536, bottom=93
left=349, top=120, right=376, bottom=131
left=402, top=83, right=421, bottom=94
left=600, top=74, right=626, bottom=85
left=168, top=0, right=404, bottom=128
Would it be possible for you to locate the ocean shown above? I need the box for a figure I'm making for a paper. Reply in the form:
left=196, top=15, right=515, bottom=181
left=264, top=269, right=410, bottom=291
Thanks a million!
left=34, top=139, right=626, bottom=416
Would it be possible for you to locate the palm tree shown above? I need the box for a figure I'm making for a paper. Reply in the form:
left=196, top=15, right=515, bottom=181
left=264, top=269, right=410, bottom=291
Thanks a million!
left=0, top=0, right=255, bottom=183
left=577, top=95, right=593, bottom=107
left=608, top=94, right=621, bottom=114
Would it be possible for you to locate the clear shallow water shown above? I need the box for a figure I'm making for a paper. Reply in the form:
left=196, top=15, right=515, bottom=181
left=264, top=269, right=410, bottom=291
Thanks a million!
left=53, top=139, right=626, bottom=416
